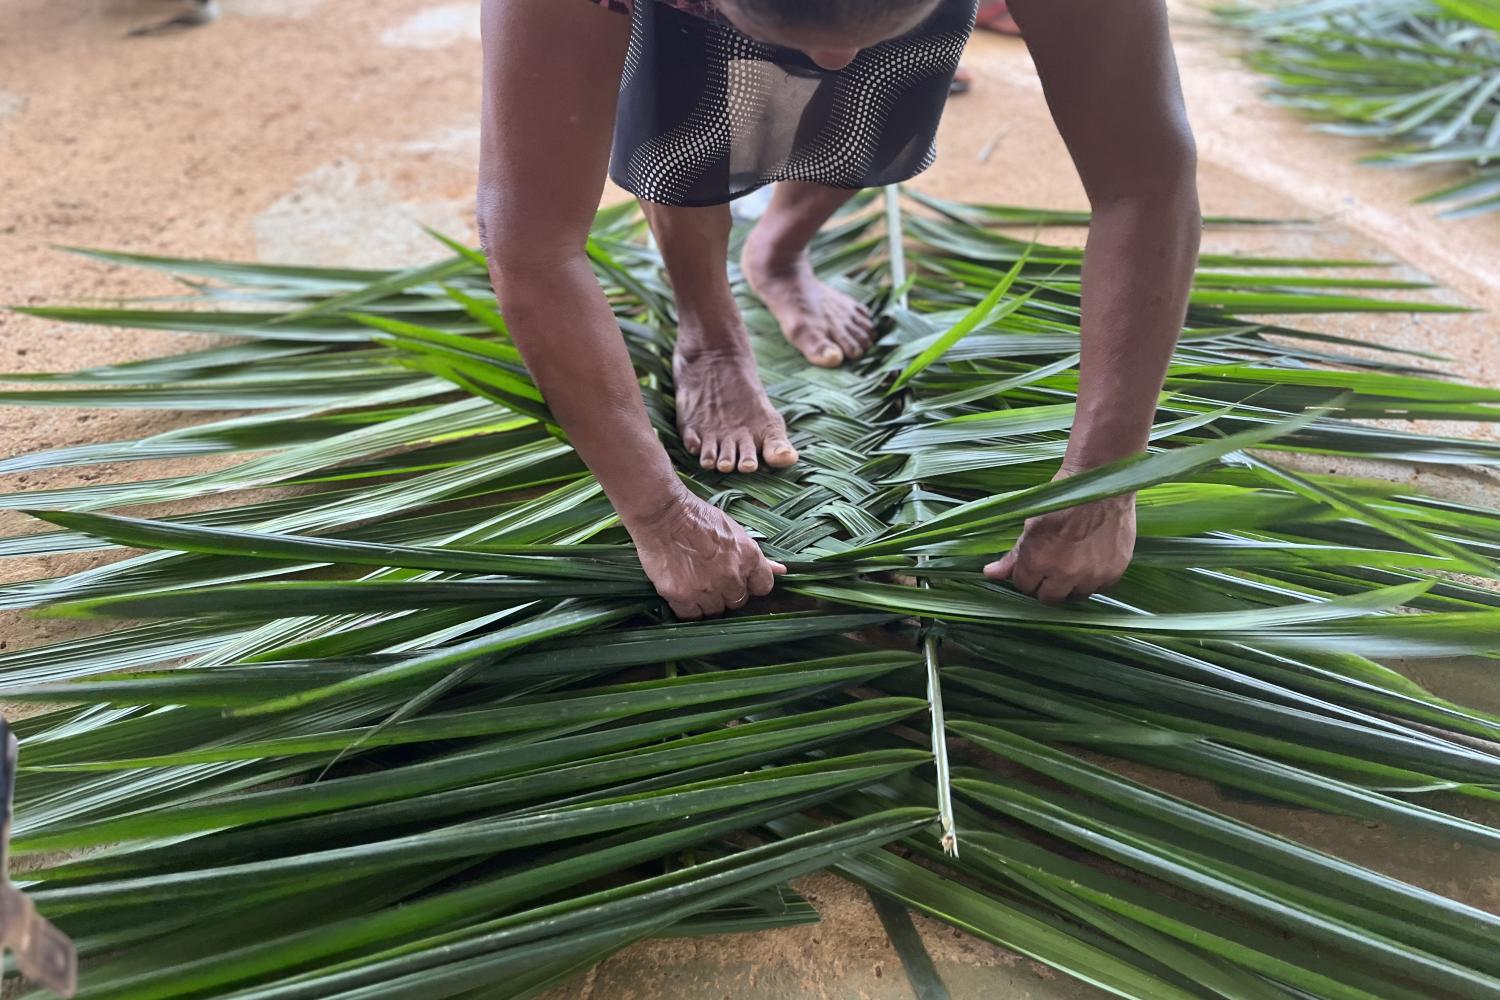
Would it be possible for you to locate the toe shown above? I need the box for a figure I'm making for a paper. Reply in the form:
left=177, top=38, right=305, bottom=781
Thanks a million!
left=800, top=334, right=844, bottom=368
left=829, top=325, right=865, bottom=361
left=761, top=429, right=799, bottom=469
left=683, top=426, right=702, bottom=454
left=846, top=319, right=874, bottom=353
left=715, top=437, right=739, bottom=474
left=784, top=320, right=843, bottom=367
left=733, top=431, right=758, bottom=473
left=699, top=438, right=719, bottom=471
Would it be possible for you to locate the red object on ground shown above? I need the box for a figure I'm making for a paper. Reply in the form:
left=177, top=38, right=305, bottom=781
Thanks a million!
left=974, top=1, right=1021, bottom=35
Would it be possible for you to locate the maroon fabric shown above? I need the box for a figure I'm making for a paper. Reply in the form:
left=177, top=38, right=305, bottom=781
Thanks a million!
left=591, top=0, right=718, bottom=18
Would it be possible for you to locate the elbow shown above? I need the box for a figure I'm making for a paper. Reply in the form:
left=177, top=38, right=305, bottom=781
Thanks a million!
left=1162, top=127, right=1200, bottom=219
left=475, top=187, right=529, bottom=280
left=1087, top=130, right=1202, bottom=265
left=475, top=195, right=582, bottom=300
left=475, top=182, right=502, bottom=261
left=1090, top=121, right=1200, bottom=221
left=1161, top=117, right=1198, bottom=186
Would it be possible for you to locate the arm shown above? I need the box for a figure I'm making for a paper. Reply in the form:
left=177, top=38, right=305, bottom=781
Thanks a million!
left=985, top=0, right=1202, bottom=604
left=478, top=0, right=782, bottom=618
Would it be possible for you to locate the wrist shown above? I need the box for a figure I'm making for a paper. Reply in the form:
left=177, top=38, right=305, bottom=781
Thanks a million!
left=1059, top=444, right=1145, bottom=477
left=614, top=475, right=694, bottom=532
left=1065, top=400, right=1159, bottom=475
left=1056, top=451, right=1140, bottom=509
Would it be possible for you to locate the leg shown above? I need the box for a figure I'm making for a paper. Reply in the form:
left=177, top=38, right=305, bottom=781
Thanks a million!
left=642, top=200, right=799, bottom=474
left=741, top=182, right=876, bottom=368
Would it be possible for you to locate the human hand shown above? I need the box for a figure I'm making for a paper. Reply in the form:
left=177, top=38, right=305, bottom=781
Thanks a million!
left=625, top=487, right=786, bottom=619
left=984, top=471, right=1136, bottom=604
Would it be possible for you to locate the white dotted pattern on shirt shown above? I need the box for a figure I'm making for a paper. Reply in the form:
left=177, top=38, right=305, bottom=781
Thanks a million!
left=622, top=6, right=969, bottom=202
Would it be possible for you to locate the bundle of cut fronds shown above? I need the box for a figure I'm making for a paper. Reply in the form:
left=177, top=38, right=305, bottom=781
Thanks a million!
left=1219, top=0, right=1500, bottom=218
left=2, top=190, right=1499, bottom=999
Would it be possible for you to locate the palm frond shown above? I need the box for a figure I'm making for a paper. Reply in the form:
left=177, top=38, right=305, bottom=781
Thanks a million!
left=1219, top=0, right=1500, bottom=217
left=2, top=191, right=1498, bottom=998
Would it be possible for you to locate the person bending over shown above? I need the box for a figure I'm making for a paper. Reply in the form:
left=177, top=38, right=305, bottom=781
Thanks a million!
left=477, top=0, right=1201, bottom=619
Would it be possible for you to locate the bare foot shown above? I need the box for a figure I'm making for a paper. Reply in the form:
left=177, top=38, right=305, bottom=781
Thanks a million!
left=674, top=327, right=799, bottom=474
left=742, top=224, right=876, bottom=369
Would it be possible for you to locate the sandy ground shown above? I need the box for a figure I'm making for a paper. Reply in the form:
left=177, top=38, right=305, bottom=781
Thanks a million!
left=1, top=1, right=1498, bottom=997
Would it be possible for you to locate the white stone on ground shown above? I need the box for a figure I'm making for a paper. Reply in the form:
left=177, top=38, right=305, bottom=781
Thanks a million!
left=0, top=89, right=26, bottom=124
left=379, top=4, right=480, bottom=49
left=253, top=159, right=473, bottom=267
left=223, top=0, right=328, bottom=18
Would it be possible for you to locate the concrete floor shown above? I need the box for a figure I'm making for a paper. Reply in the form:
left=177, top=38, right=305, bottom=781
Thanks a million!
left=1, top=2, right=1498, bottom=997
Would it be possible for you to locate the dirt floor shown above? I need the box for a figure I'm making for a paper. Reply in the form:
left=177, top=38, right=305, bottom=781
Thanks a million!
left=1, top=1, right=1498, bottom=998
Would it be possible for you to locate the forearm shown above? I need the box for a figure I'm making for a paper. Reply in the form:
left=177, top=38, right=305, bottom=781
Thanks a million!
left=489, top=253, right=682, bottom=525
left=1065, top=185, right=1201, bottom=471
left=474, top=0, right=662, bottom=517
left=1005, top=0, right=1201, bottom=470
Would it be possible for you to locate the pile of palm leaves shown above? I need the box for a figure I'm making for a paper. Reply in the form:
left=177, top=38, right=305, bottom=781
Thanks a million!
left=1219, top=0, right=1500, bottom=218
left=3, top=189, right=1500, bottom=999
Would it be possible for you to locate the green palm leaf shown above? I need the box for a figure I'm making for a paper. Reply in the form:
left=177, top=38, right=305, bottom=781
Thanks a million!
left=1220, top=0, right=1500, bottom=217
left=3, top=190, right=1497, bottom=998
